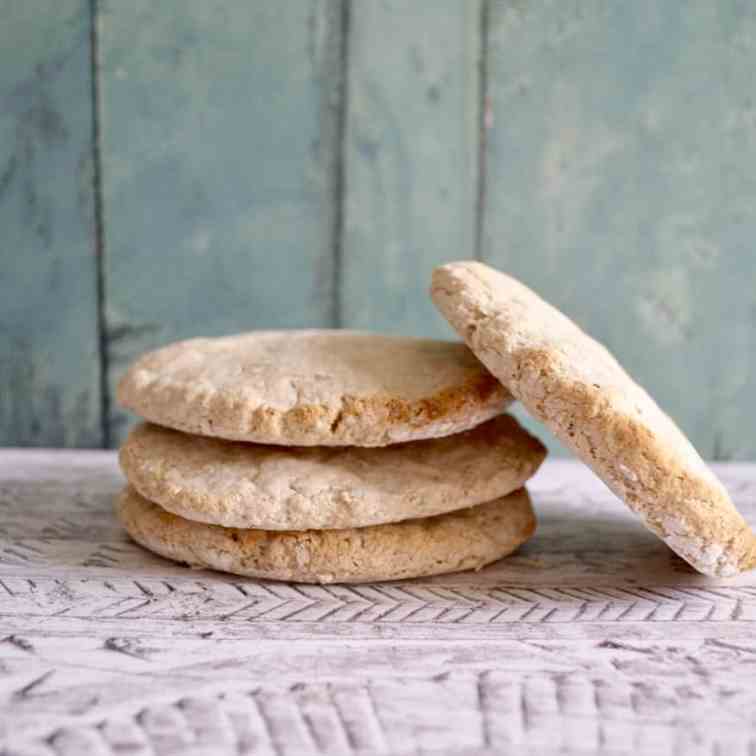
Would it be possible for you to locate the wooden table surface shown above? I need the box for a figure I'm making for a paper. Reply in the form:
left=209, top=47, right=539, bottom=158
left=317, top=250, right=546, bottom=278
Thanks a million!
left=1, top=450, right=755, bottom=755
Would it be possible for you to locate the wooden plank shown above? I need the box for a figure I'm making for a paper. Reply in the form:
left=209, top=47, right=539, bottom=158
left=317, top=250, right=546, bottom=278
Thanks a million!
left=340, top=0, right=481, bottom=337
left=4, top=632, right=756, bottom=753
left=484, top=0, right=756, bottom=458
left=2, top=573, right=756, bottom=628
left=2, top=450, right=756, bottom=606
left=97, top=0, right=344, bottom=444
left=6, top=614, right=756, bottom=643
left=0, top=1, right=101, bottom=447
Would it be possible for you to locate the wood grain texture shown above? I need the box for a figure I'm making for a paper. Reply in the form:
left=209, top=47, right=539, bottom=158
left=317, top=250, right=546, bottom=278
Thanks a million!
left=5, top=636, right=756, bottom=754
left=97, top=0, right=345, bottom=444
left=340, top=0, right=481, bottom=337
left=2, top=452, right=756, bottom=752
left=483, top=0, right=756, bottom=459
left=0, top=0, right=101, bottom=448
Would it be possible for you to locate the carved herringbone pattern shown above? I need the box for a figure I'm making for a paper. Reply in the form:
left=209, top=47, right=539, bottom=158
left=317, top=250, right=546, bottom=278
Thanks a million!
left=1, top=576, right=755, bottom=624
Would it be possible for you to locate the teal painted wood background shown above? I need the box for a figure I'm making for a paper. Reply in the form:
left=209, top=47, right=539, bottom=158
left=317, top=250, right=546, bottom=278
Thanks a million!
left=2, top=0, right=756, bottom=457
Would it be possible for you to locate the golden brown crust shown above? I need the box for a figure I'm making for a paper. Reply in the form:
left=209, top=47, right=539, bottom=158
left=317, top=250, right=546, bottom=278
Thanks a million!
left=117, top=486, right=537, bottom=584
left=116, top=330, right=512, bottom=446
left=431, top=261, right=756, bottom=577
left=119, top=416, right=546, bottom=530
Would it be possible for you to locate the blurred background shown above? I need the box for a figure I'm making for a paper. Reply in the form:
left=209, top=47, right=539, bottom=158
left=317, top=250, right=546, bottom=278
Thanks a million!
left=2, top=0, right=756, bottom=456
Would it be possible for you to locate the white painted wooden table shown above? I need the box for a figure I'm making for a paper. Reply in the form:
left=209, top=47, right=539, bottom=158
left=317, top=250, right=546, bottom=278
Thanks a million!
left=1, top=451, right=756, bottom=755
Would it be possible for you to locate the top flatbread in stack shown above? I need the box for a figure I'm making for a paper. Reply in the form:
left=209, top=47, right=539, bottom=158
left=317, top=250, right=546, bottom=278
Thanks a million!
left=432, top=261, right=756, bottom=577
left=117, top=330, right=512, bottom=447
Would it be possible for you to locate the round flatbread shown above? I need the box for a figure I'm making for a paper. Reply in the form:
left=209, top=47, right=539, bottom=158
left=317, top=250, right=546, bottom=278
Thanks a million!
left=117, top=487, right=536, bottom=584
left=119, top=416, right=546, bottom=530
left=431, top=261, right=756, bottom=577
left=116, top=330, right=511, bottom=446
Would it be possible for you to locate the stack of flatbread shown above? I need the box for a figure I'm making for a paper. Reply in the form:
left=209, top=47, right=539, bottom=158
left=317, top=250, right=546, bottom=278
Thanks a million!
left=116, top=261, right=756, bottom=581
left=116, top=331, right=546, bottom=583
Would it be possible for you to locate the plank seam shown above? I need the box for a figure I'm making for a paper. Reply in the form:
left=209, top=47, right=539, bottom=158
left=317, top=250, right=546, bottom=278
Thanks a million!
left=333, top=0, right=351, bottom=329
left=89, top=0, right=110, bottom=449
left=474, top=0, right=490, bottom=261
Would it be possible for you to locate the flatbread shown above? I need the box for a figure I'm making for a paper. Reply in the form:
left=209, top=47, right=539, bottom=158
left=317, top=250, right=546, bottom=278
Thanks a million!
left=119, top=416, right=545, bottom=530
left=116, top=330, right=511, bottom=446
left=431, top=261, right=756, bottom=576
left=117, top=486, right=536, bottom=584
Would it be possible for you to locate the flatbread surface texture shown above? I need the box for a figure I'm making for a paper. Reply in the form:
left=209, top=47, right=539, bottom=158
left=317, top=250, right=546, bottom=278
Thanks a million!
left=117, top=330, right=511, bottom=446
left=119, top=416, right=546, bottom=530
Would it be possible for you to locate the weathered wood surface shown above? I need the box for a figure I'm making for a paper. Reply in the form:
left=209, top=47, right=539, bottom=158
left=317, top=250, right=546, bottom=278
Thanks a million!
left=0, top=0, right=101, bottom=448
left=97, top=0, right=344, bottom=444
left=1, top=452, right=756, bottom=754
left=483, top=0, right=756, bottom=459
left=6, top=0, right=756, bottom=458
left=340, top=0, right=481, bottom=338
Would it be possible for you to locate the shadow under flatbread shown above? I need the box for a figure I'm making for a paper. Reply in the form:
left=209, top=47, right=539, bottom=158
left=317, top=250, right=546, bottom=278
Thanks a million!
left=428, top=463, right=741, bottom=587
left=424, top=506, right=698, bottom=589
left=456, top=459, right=756, bottom=588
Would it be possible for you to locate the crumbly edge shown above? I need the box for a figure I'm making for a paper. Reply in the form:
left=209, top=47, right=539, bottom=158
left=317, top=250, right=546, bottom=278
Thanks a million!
left=117, top=371, right=512, bottom=446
